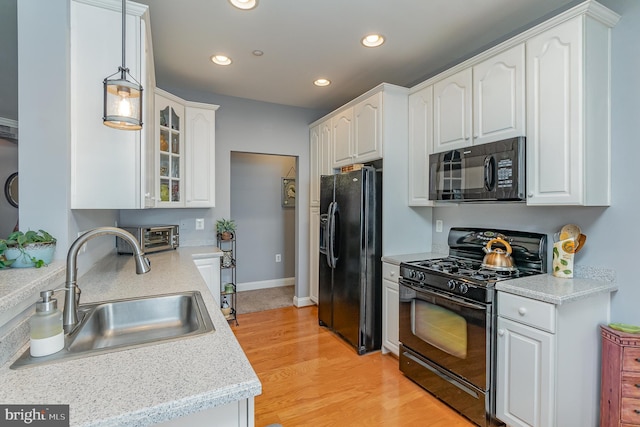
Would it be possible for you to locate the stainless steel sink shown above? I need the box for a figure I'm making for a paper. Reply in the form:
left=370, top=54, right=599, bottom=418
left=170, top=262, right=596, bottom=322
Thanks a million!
left=11, top=291, right=215, bottom=369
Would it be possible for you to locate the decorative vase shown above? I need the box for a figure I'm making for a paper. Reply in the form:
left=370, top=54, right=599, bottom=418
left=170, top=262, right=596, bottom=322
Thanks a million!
left=220, top=231, right=234, bottom=241
left=5, top=243, right=56, bottom=268
left=222, top=250, right=233, bottom=268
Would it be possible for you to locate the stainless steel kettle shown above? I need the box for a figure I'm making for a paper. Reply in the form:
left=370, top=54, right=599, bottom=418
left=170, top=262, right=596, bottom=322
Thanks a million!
left=481, top=237, right=517, bottom=272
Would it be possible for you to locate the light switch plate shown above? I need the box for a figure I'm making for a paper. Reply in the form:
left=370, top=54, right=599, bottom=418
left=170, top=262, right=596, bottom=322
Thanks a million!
left=435, top=220, right=443, bottom=233
left=195, top=218, right=205, bottom=230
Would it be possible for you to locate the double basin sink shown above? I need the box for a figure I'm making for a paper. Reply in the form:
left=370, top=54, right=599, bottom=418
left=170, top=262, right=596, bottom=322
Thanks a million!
left=11, top=291, right=215, bottom=369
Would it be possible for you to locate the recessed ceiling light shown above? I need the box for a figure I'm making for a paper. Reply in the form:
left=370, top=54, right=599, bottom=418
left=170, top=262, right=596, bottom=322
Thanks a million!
left=361, top=34, right=385, bottom=48
left=252, top=50, right=264, bottom=56
left=314, top=79, right=331, bottom=87
left=211, top=55, right=232, bottom=65
left=229, top=0, right=258, bottom=10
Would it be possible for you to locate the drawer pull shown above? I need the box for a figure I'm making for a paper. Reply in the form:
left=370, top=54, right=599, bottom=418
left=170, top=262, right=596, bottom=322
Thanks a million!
left=636, top=384, right=640, bottom=388
left=518, top=307, right=527, bottom=316
left=636, top=358, right=640, bottom=363
left=635, top=409, right=640, bottom=415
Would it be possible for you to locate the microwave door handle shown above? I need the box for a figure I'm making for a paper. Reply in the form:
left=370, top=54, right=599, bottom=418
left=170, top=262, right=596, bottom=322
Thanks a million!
left=484, top=156, right=496, bottom=191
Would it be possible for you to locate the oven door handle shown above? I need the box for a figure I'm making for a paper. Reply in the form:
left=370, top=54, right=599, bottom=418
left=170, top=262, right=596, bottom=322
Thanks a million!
left=400, top=280, right=487, bottom=311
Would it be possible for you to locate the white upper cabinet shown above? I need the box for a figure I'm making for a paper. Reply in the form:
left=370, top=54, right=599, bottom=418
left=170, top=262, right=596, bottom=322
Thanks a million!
left=525, top=12, right=617, bottom=206
left=185, top=103, right=217, bottom=207
left=433, top=68, right=472, bottom=153
left=309, top=125, right=321, bottom=206
left=473, top=44, right=525, bottom=145
left=70, top=0, right=153, bottom=209
left=331, top=90, right=385, bottom=169
left=331, top=109, right=354, bottom=168
left=155, top=92, right=185, bottom=207
left=310, top=119, right=332, bottom=207
left=154, top=89, right=218, bottom=208
left=408, top=86, right=434, bottom=206
left=353, top=92, right=383, bottom=161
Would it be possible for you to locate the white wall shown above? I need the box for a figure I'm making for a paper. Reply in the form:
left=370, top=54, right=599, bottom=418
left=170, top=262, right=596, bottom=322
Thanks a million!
left=18, top=0, right=120, bottom=274
left=120, top=89, right=326, bottom=299
left=230, top=152, right=296, bottom=283
left=431, top=0, right=640, bottom=324
left=0, top=139, right=18, bottom=236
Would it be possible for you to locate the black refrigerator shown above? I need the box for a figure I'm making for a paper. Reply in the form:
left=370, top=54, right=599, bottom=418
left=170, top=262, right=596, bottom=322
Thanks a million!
left=318, top=166, right=382, bottom=355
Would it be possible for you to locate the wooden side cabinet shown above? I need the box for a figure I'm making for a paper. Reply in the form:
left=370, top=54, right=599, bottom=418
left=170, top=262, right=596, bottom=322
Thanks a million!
left=601, top=325, right=640, bottom=426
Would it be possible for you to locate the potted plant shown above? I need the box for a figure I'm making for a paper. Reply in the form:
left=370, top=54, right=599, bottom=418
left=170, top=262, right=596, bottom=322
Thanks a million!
left=216, top=218, right=236, bottom=240
left=0, top=229, right=57, bottom=269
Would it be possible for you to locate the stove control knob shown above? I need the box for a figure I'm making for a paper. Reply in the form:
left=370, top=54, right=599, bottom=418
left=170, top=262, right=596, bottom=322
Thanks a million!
left=447, top=280, right=456, bottom=291
left=458, top=283, right=469, bottom=294
left=409, top=270, right=416, bottom=279
left=417, top=272, right=426, bottom=281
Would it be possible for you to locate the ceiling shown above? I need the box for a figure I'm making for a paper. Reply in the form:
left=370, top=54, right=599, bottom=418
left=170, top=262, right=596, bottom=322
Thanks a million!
left=135, top=0, right=580, bottom=111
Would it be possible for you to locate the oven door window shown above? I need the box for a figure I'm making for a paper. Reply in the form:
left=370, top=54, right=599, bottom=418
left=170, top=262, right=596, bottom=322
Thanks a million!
left=400, top=284, right=488, bottom=389
left=414, top=300, right=467, bottom=358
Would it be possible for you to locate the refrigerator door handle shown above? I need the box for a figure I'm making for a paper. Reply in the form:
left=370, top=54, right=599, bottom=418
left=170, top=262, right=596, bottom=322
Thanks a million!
left=327, top=201, right=338, bottom=268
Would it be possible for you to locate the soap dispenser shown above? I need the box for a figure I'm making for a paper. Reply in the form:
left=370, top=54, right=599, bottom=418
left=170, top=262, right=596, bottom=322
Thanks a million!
left=30, top=290, right=64, bottom=357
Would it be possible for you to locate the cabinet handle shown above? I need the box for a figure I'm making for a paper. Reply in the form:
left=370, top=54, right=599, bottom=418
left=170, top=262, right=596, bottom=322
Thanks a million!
left=518, top=307, right=527, bottom=316
left=527, top=193, right=534, bottom=198
left=636, top=358, right=640, bottom=363
left=498, top=329, right=505, bottom=337
left=635, top=384, right=640, bottom=388
left=635, top=409, right=640, bottom=415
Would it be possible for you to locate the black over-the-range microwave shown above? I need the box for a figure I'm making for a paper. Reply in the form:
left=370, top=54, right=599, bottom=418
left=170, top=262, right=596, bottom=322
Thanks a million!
left=428, top=136, right=525, bottom=202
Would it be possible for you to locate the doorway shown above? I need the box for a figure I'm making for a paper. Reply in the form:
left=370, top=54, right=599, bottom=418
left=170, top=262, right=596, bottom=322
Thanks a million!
left=230, top=152, right=296, bottom=313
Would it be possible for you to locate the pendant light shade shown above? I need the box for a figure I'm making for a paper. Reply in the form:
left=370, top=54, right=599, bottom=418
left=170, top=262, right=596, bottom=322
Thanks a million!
left=103, top=0, right=143, bottom=130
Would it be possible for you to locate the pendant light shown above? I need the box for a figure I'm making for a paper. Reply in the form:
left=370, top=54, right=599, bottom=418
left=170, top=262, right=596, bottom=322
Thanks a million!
left=103, top=0, right=143, bottom=130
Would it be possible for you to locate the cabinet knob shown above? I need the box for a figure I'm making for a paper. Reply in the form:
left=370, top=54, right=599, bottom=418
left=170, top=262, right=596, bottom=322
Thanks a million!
left=498, top=329, right=505, bottom=336
left=527, top=193, right=534, bottom=198
left=518, top=307, right=527, bottom=316
left=390, top=271, right=395, bottom=277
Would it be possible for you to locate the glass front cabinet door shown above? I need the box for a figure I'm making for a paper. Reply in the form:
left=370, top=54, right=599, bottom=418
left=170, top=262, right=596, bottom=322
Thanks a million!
left=155, top=91, right=185, bottom=207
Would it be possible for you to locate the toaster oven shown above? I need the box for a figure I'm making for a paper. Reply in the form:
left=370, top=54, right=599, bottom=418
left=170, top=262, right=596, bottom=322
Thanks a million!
left=116, top=225, right=179, bottom=254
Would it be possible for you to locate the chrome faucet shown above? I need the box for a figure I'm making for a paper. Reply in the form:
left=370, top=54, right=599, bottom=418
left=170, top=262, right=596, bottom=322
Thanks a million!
left=63, top=227, right=151, bottom=333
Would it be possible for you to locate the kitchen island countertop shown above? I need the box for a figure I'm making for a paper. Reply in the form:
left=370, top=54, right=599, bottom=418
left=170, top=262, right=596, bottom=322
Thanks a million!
left=0, top=246, right=261, bottom=427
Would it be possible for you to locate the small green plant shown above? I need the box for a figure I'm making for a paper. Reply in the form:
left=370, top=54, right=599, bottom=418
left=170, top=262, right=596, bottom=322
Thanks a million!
left=216, top=218, right=236, bottom=234
left=0, top=229, right=57, bottom=268
left=216, top=218, right=236, bottom=240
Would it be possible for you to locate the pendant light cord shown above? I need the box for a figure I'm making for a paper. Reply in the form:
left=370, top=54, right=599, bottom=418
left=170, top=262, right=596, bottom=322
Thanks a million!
left=121, top=0, right=127, bottom=76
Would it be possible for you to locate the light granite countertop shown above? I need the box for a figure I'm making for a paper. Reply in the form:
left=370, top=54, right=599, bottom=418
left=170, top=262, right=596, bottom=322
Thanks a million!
left=496, top=273, right=618, bottom=305
left=0, top=246, right=261, bottom=427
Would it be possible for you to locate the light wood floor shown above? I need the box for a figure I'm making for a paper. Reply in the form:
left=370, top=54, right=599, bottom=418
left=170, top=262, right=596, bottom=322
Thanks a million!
left=232, top=305, right=475, bottom=427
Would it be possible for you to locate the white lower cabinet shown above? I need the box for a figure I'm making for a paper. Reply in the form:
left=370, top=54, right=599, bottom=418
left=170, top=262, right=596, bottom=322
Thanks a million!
left=382, top=262, right=400, bottom=356
left=497, top=316, right=554, bottom=427
left=496, top=291, right=610, bottom=427
left=156, top=397, right=254, bottom=427
left=194, top=257, right=221, bottom=304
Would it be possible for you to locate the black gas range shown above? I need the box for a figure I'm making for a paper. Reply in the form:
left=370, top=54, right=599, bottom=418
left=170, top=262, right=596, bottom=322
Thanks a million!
left=400, top=228, right=547, bottom=302
left=398, top=227, right=547, bottom=427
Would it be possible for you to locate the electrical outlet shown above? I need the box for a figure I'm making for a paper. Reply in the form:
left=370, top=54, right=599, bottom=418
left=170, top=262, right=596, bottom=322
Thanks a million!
left=275, top=254, right=282, bottom=263
left=435, top=220, right=444, bottom=233
left=195, top=218, right=204, bottom=230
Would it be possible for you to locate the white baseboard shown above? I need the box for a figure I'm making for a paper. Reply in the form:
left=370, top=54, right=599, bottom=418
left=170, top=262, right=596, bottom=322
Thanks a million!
left=294, top=296, right=315, bottom=308
left=236, top=277, right=295, bottom=292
